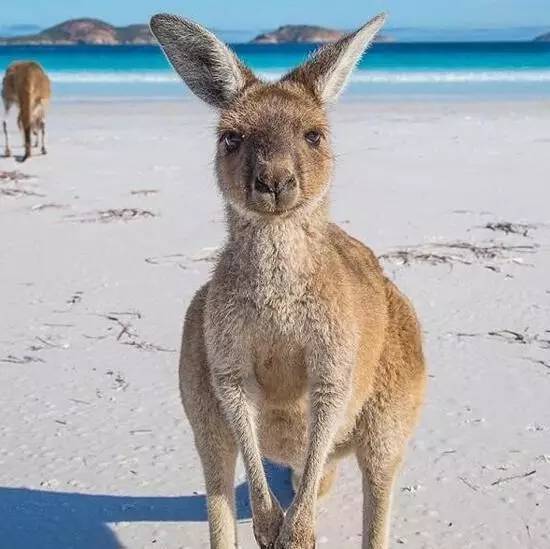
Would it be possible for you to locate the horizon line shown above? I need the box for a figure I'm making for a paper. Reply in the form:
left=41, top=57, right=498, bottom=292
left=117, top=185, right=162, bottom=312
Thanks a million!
left=1, top=19, right=550, bottom=33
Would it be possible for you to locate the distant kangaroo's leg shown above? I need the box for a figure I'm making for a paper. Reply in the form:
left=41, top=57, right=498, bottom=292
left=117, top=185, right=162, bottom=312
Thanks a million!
left=21, top=124, right=31, bottom=162
left=2, top=120, right=9, bottom=157
left=2, top=105, right=10, bottom=157
left=276, top=348, right=353, bottom=549
left=356, top=441, right=401, bottom=549
left=40, top=120, right=47, bottom=155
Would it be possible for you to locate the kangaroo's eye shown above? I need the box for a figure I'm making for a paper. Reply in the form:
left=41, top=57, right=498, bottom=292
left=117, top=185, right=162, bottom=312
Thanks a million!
left=305, top=130, right=322, bottom=146
left=222, top=131, right=243, bottom=152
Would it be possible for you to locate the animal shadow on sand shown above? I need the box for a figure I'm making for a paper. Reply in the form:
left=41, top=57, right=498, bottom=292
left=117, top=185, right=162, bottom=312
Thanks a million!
left=0, top=461, right=293, bottom=549
left=1, top=152, right=39, bottom=163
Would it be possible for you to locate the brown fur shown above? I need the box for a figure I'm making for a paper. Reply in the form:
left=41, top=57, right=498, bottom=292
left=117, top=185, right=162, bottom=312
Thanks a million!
left=151, top=13, right=426, bottom=549
left=2, top=61, right=51, bottom=161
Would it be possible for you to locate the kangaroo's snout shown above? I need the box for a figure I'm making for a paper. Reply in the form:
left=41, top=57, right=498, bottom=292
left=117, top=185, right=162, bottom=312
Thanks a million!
left=251, top=162, right=299, bottom=212
left=254, top=172, right=296, bottom=196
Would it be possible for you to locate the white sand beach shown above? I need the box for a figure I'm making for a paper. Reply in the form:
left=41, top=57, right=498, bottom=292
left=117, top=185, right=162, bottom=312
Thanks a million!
left=1, top=98, right=549, bottom=548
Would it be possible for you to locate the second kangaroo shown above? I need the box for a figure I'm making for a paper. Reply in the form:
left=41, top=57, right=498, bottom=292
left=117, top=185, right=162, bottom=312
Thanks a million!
left=2, top=61, right=51, bottom=162
left=152, top=12, right=426, bottom=549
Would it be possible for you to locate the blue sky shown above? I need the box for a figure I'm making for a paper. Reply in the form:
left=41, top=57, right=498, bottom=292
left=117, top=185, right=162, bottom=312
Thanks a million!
left=3, top=0, right=550, bottom=31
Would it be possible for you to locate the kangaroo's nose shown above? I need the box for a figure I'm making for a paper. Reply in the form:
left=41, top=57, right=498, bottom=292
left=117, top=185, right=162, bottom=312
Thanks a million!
left=254, top=174, right=296, bottom=195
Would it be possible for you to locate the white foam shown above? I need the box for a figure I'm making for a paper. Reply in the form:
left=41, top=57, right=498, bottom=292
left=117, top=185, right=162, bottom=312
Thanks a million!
left=48, top=69, right=550, bottom=85
left=350, top=70, right=550, bottom=83
left=49, top=71, right=179, bottom=83
left=257, top=70, right=550, bottom=84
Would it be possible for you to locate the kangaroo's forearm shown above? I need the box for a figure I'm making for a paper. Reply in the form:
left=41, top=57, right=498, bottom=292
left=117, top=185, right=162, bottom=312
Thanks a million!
left=214, top=378, right=271, bottom=506
left=294, top=375, right=352, bottom=508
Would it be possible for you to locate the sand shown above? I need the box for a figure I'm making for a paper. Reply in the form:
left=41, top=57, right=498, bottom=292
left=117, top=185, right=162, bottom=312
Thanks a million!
left=0, top=98, right=549, bottom=549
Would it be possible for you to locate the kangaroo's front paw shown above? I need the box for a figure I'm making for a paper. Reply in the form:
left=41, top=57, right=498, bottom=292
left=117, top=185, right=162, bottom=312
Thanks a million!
left=252, top=499, right=284, bottom=548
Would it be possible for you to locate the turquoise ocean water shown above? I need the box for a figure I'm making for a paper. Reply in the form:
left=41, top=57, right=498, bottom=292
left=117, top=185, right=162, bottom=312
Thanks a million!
left=1, top=42, right=550, bottom=100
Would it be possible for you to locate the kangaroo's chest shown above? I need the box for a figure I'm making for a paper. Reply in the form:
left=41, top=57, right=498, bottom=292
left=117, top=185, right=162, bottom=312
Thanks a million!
left=252, top=338, right=310, bottom=466
left=234, top=261, right=314, bottom=401
left=252, top=336, right=308, bottom=401
left=213, top=228, right=323, bottom=393
left=235, top=240, right=316, bottom=337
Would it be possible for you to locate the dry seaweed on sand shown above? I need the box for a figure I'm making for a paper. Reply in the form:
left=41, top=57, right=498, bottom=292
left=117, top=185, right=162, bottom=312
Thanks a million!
left=458, top=476, right=479, bottom=492
left=0, top=170, right=41, bottom=196
left=380, top=240, right=538, bottom=270
left=145, top=254, right=188, bottom=270
left=525, top=358, right=550, bottom=369
left=31, top=202, right=67, bottom=211
left=0, top=354, right=45, bottom=364
left=145, top=249, right=218, bottom=269
left=96, top=312, right=176, bottom=353
left=431, top=241, right=538, bottom=261
left=488, top=329, right=550, bottom=349
left=0, top=170, right=33, bottom=182
left=106, top=310, right=142, bottom=319
left=379, top=249, right=471, bottom=267
left=122, top=339, right=176, bottom=352
left=130, top=189, right=159, bottom=196
left=454, top=328, right=550, bottom=351
left=66, top=208, right=156, bottom=223
left=491, top=469, right=536, bottom=487
left=190, top=251, right=218, bottom=263
left=482, top=221, right=537, bottom=237
left=32, top=336, right=70, bottom=350
left=1, top=186, right=44, bottom=198
left=487, top=329, right=531, bottom=344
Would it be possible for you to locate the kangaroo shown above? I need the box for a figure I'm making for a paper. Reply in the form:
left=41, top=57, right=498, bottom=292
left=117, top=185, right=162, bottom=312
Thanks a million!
left=151, top=12, right=426, bottom=549
left=2, top=61, right=51, bottom=161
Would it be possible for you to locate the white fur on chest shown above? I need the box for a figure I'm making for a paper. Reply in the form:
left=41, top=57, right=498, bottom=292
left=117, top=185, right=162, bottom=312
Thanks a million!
left=223, top=219, right=321, bottom=339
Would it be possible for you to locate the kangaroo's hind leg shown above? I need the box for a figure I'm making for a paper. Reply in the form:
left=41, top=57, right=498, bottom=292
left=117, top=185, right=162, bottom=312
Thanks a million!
left=180, top=286, right=239, bottom=549
left=356, top=440, right=401, bottom=549
left=355, top=387, right=424, bottom=548
left=194, top=416, right=238, bottom=549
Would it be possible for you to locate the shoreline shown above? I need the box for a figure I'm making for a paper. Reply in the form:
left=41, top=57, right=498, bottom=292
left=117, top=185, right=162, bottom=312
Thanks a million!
left=45, top=92, right=550, bottom=104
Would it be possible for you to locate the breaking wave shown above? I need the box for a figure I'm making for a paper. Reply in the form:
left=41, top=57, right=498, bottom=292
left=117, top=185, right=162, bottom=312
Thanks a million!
left=48, top=69, right=550, bottom=85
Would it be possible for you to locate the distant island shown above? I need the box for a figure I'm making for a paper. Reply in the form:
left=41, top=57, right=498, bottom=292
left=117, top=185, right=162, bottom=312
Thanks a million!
left=2, top=18, right=550, bottom=45
left=0, top=19, right=392, bottom=46
left=252, top=24, right=392, bottom=44
left=0, top=18, right=155, bottom=45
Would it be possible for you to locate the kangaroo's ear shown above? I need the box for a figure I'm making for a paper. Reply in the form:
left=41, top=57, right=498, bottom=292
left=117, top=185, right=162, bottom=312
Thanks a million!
left=150, top=14, right=256, bottom=108
left=282, top=13, right=386, bottom=103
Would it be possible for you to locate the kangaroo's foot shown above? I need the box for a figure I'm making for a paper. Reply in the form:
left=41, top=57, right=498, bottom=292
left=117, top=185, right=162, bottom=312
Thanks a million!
left=274, top=509, right=316, bottom=549
left=253, top=497, right=285, bottom=548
